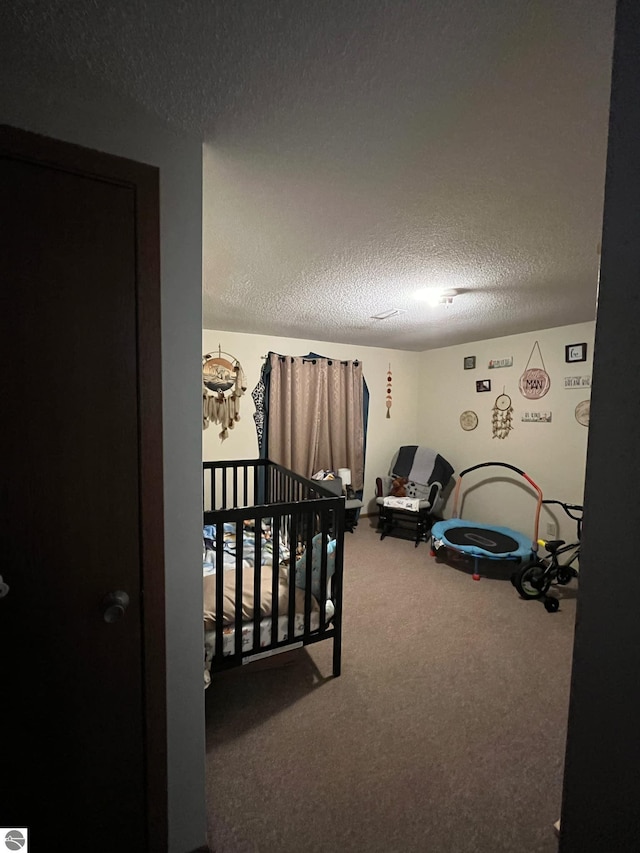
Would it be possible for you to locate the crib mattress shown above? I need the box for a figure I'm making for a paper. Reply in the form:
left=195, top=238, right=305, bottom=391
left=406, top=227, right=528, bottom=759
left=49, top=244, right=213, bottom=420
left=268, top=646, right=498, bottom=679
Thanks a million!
left=204, top=601, right=335, bottom=686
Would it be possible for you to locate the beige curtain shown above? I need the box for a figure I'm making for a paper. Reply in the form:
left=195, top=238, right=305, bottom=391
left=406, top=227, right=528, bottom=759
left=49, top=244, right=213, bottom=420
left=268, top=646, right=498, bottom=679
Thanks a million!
left=267, top=354, right=365, bottom=490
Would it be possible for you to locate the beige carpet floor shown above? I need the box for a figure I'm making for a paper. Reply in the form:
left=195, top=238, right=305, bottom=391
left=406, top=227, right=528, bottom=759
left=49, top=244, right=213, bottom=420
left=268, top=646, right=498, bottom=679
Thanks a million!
left=205, top=519, right=577, bottom=853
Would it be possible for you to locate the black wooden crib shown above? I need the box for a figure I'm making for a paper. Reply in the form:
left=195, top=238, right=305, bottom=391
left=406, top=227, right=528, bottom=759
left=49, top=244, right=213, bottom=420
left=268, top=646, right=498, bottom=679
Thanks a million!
left=202, top=459, right=345, bottom=683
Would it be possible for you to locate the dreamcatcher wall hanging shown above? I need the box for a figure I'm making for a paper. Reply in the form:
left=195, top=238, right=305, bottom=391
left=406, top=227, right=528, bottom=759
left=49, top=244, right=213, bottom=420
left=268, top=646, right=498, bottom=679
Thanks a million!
left=202, top=346, right=247, bottom=440
left=492, top=389, right=514, bottom=439
left=519, top=340, right=550, bottom=399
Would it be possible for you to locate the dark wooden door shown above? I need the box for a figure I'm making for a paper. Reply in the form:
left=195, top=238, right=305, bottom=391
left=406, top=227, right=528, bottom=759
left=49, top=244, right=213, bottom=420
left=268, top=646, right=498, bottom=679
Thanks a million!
left=0, top=126, right=167, bottom=851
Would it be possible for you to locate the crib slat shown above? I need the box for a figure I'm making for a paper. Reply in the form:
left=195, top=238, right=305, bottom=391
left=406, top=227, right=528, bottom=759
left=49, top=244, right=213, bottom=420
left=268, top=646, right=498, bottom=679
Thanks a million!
left=232, top=464, right=238, bottom=509
left=288, top=512, right=298, bottom=645
left=318, top=508, right=328, bottom=630
left=215, top=518, right=224, bottom=666
left=271, top=513, right=281, bottom=649
left=331, top=503, right=345, bottom=678
left=234, top=521, right=243, bottom=659
left=253, top=515, right=262, bottom=653
left=303, top=518, right=313, bottom=637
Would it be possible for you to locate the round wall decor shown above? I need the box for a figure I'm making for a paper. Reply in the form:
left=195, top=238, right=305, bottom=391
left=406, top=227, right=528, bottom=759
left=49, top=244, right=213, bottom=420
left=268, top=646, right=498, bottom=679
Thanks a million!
left=519, top=341, right=551, bottom=399
left=575, top=399, right=590, bottom=427
left=203, top=353, right=236, bottom=392
left=460, top=410, right=478, bottom=431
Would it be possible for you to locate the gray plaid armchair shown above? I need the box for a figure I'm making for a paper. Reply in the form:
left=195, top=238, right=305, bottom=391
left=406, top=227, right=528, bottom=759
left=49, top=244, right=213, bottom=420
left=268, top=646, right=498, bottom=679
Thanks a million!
left=375, top=446, right=454, bottom=546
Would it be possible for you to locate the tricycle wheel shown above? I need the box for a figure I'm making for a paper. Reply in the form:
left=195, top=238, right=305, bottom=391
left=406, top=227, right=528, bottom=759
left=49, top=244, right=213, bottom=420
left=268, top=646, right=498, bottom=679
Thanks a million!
left=514, top=560, right=550, bottom=600
left=544, top=596, right=560, bottom=613
left=557, top=566, right=573, bottom=585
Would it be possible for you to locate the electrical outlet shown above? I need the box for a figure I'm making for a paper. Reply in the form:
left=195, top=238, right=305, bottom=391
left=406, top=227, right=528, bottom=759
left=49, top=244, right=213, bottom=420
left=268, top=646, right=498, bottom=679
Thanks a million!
left=546, top=522, right=557, bottom=538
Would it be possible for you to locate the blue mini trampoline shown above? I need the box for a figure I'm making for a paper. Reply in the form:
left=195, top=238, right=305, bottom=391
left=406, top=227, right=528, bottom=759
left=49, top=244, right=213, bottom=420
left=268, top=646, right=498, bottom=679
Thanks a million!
left=430, top=462, right=543, bottom=580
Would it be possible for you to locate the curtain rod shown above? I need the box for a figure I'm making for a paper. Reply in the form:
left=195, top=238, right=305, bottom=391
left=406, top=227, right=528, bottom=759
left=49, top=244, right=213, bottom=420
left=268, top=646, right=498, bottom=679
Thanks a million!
left=261, top=354, right=359, bottom=366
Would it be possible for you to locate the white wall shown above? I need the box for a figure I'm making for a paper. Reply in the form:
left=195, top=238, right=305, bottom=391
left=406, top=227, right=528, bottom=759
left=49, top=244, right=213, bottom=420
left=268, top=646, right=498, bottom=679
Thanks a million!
left=0, top=81, right=206, bottom=851
left=418, top=322, right=594, bottom=543
left=202, top=329, right=421, bottom=514
left=204, top=323, right=594, bottom=544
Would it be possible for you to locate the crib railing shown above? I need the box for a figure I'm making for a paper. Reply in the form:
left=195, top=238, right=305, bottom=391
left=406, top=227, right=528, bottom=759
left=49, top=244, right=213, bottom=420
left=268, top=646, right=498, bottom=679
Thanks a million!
left=203, top=458, right=340, bottom=510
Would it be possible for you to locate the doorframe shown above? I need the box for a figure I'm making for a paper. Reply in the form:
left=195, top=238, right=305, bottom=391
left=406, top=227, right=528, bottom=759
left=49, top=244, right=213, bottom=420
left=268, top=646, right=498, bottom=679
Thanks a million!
left=0, top=124, right=168, bottom=851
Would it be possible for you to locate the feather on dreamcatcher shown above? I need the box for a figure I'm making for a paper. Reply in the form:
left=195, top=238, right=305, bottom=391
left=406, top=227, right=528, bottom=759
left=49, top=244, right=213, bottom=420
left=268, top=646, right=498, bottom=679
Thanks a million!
left=492, top=389, right=513, bottom=439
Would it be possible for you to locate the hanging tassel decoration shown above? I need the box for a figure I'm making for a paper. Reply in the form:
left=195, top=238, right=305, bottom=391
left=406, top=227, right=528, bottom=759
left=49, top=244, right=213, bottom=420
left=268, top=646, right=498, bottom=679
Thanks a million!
left=386, top=363, right=392, bottom=418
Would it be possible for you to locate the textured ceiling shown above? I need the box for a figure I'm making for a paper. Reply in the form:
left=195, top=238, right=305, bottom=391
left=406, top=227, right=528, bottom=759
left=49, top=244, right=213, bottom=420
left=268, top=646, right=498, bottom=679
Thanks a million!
left=2, top=0, right=616, bottom=351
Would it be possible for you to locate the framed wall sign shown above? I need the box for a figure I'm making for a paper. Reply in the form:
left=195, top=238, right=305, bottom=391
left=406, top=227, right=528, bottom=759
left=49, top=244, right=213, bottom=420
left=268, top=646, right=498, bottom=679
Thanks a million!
left=566, top=343, right=587, bottom=363
left=464, top=356, right=476, bottom=370
left=476, top=379, right=491, bottom=392
left=521, top=411, right=552, bottom=423
left=488, top=357, right=513, bottom=369
left=564, top=375, right=591, bottom=389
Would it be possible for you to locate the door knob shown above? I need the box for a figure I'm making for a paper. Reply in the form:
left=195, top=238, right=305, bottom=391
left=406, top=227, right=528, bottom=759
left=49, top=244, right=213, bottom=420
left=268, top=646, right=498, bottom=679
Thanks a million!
left=102, top=590, right=130, bottom=623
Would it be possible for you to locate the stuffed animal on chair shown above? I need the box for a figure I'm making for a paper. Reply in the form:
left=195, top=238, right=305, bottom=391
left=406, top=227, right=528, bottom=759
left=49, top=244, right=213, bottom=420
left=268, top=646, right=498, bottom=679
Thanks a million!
left=390, top=476, right=408, bottom=497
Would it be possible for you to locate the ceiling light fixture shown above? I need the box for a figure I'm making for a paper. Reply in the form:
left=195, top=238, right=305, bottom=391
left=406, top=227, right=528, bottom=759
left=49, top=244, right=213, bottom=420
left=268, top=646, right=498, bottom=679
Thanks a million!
left=438, top=288, right=459, bottom=305
left=414, top=287, right=459, bottom=306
